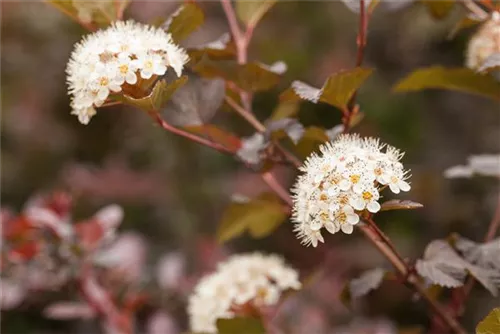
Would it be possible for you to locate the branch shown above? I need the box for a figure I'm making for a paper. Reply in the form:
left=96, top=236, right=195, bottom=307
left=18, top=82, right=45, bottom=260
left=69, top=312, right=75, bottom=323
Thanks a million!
left=261, top=171, right=293, bottom=206
left=359, top=225, right=467, bottom=334
left=450, top=193, right=500, bottom=318
left=461, top=0, right=489, bottom=20
left=225, top=96, right=302, bottom=168
left=344, top=0, right=369, bottom=132
left=151, top=112, right=236, bottom=155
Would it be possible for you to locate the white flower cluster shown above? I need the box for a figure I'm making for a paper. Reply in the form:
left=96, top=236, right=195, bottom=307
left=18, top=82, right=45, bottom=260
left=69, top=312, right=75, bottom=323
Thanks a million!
left=292, top=134, right=411, bottom=247
left=66, top=20, right=189, bottom=124
left=466, top=11, right=500, bottom=70
left=187, top=253, right=301, bottom=333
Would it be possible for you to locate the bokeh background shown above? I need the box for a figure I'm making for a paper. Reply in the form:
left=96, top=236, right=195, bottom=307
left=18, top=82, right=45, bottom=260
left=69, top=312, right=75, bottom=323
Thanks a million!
left=1, top=1, right=499, bottom=333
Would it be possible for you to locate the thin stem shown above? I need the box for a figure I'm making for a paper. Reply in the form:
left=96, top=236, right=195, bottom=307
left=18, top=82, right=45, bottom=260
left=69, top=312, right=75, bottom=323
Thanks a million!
left=344, top=0, right=369, bottom=132
left=225, top=96, right=302, bottom=168
left=220, top=0, right=244, bottom=48
left=225, top=96, right=265, bottom=132
left=462, top=0, right=489, bottom=20
left=451, top=193, right=500, bottom=317
left=359, top=225, right=467, bottom=334
left=261, top=172, right=293, bottom=206
left=152, top=112, right=235, bottom=155
left=365, top=217, right=408, bottom=269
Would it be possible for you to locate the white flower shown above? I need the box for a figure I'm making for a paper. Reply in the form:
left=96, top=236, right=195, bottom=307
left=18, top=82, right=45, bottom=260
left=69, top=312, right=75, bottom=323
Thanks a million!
left=386, top=172, right=411, bottom=194
left=115, top=53, right=138, bottom=85
left=66, top=20, right=189, bottom=124
left=135, top=53, right=167, bottom=79
left=349, top=186, right=381, bottom=213
left=187, top=253, right=301, bottom=333
left=291, top=134, right=411, bottom=246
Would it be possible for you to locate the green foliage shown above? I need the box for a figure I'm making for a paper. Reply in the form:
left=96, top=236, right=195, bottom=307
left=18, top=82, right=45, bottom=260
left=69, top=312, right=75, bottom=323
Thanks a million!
left=236, top=0, right=277, bottom=28
left=216, top=317, right=266, bottom=334
left=421, top=0, right=455, bottom=19
left=122, top=77, right=188, bottom=111
left=188, top=34, right=236, bottom=63
left=320, top=68, right=374, bottom=109
left=393, top=67, right=500, bottom=101
left=193, top=58, right=281, bottom=92
left=476, top=308, right=500, bottom=334
left=295, top=126, right=329, bottom=159
left=270, top=101, right=300, bottom=120
left=217, top=193, right=287, bottom=243
left=380, top=199, right=424, bottom=212
left=47, top=0, right=129, bottom=27
left=165, top=3, right=205, bottom=42
left=281, top=68, right=374, bottom=110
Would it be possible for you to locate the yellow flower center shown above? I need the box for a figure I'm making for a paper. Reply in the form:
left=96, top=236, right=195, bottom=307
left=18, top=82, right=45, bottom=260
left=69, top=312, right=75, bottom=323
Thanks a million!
left=99, top=77, right=109, bottom=86
left=350, top=174, right=360, bottom=184
left=374, top=167, right=382, bottom=176
left=391, top=176, right=399, bottom=183
left=362, top=191, right=373, bottom=200
left=320, top=194, right=328, bottom=201
left=119, top=64, right=129, bottom=74
left=338, top=194, right=349, bottom=205
left=144, top=60, right=153, bottom=70
left=337, top=212, right=347, bottom=223
left=330, top=175, right=341, bottom=185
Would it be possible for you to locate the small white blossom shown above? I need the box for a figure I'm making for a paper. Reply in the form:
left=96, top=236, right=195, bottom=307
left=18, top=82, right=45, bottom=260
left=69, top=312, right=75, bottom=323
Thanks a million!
left=291, top=134, right=411, bottom=246
left=187, top=253, right=301, bottom=333
left=66, top=20, right=189, bottom=124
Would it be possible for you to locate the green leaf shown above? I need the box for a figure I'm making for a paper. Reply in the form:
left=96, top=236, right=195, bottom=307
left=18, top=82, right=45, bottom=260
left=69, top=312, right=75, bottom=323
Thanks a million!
left=270, top=101, right=300, bottom=121
left=393, top=67, right=500, bottom=101
left=422, top=0, right=455, bottom=19
left=476, top=308, right=500, bottom=334
left=188, top=34, right=236, bottom=63
left=280, top=68, right=374, bottom=110
left=235, top=0, right=277, bottom=27
left=165, top=3, right=204, bottom=42
left=193, top=57, right=281, bottom=92
left=319, top=68, right=374, bottom=110
left=380, top=199, right=423, bottom=212
left=183, top=125, right=241, bottom=152
left=217, top=193, right=286, bottom=243
left=295, top=126, right=329, bottom=159
left=123, top=77, right=188, bottom=111
left=216, top=317, right=266, bottom=334
left=47, top=0, right=128, bottom=27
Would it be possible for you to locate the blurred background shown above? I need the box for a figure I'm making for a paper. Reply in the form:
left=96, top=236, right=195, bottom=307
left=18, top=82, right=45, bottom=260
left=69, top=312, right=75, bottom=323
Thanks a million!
left=1, top=1, right=499, bottom=333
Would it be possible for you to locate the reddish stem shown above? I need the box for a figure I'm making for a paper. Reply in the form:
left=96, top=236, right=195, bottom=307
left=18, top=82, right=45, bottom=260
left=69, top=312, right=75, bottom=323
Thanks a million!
left=152, top=112, right=236, bottom=155
left=343, top=0, right=369, bottom=132
left=448, top=194, right=500, bottom=320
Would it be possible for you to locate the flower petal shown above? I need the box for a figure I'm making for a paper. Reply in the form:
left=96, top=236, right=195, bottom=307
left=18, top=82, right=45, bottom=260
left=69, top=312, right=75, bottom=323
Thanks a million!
left=367, top=201, right=381, bottom=213
left=341, top=224, right=354, bottom=234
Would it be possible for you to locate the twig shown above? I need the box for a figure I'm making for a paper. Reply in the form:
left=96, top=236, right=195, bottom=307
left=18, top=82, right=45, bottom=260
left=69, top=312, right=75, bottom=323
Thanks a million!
left=364, top=217, right=408, bottom=269
left=225, top=96, right=265, bottom=132
left=344, top=0, right=369, bottom=132
left=225, top=96, right=302, bottom=168
left=359, top=225, right=467, bottom=334
left=462, top=0, right=489, bottom=20
left=151, top=112, right=236, bottom=155
left=450, top=193, right=500, bottom=318
left=261, top=172, right=293, bottom=206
